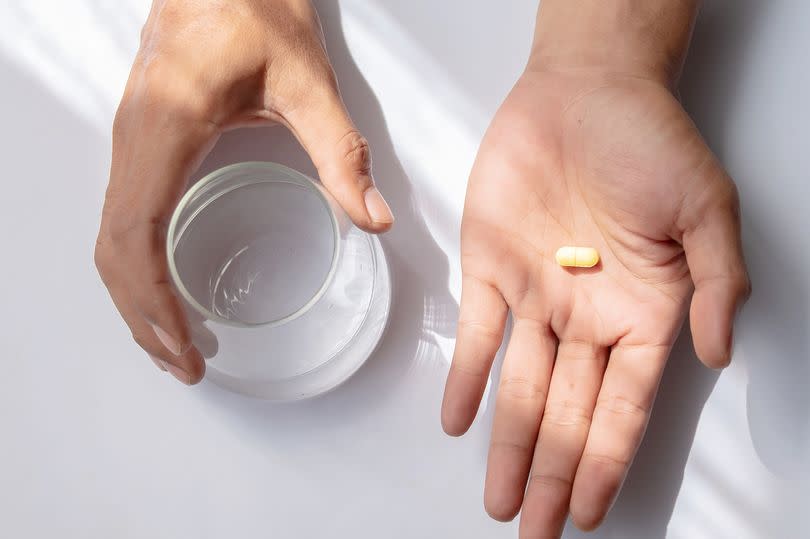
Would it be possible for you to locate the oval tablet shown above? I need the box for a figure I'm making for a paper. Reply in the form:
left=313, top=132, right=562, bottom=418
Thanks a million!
left=555, top=246, right=600, bottom=268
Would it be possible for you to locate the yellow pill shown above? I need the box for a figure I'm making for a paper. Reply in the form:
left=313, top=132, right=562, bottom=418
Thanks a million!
left=555, top=246, right=600, bottom=268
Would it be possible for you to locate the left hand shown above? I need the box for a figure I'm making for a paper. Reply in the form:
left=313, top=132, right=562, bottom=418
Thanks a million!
left=94, top=0, right=393, bottom=385
left=441, top=66, right=750, bottom=536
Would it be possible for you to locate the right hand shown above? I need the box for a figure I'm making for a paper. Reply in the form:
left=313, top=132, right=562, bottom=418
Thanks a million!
left=442, top=66, right=750, bottom=536
left=95, top=0, right=394, bottom=385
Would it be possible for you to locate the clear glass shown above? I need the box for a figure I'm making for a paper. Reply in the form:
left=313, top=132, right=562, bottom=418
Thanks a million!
left=167, top=162, right=391, bottom=400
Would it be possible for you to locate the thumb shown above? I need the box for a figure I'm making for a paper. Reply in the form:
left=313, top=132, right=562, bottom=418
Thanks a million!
left=286, top=86, right=394, bottom=233
left=678, top=164, right=752, bottom=369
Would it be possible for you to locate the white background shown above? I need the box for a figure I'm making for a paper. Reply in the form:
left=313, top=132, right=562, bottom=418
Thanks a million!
left=0, top=1, right=808, bottom=538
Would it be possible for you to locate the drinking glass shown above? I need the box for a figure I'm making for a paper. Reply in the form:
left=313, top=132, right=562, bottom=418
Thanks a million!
left=166, top=162, right=391, bottom=400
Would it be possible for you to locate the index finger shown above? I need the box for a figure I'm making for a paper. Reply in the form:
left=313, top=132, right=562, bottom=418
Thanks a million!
left=99, top=78, right=218, bottom=378
left=442, top=274, right=508, bottom=436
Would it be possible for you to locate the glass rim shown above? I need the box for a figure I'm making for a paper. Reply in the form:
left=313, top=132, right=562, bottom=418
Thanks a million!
left=166, top=161, right=342, bottom=329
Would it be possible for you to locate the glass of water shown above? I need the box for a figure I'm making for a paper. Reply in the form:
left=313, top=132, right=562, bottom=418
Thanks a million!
left=166, top=162, right=391, bottom=400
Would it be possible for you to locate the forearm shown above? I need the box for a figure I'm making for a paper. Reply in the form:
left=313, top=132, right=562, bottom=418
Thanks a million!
left=529, top=0, right=701, bottom=86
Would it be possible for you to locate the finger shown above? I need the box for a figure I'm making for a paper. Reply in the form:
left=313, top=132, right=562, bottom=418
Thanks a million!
left=442, top=275, right=508, bottom=436
left=569, top=343, right=669, bottom=530
left=117, top=217, right=192, bottom=357
left=104, top=282, right=205, bottom=385
left=100, top=98, right=218, bottom=374
left=285, top=82, right=394, bottom=232
left=520, top=340, right=607, bottom=539
left=484, top=319, right=555, bottom=522
left=132, top=299, right=206, bottom=386
left=678, top=165, right=751, bottom=368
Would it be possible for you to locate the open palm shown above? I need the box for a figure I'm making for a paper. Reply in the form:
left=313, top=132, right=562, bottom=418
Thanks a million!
left=442, top=70, right=750, bottom=537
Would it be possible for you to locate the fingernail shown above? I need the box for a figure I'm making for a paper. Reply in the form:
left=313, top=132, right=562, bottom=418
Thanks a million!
left=364, top=187, right=394, bottom=224
left=163, top=361, right=192, bottom=386
left=149, top=354, right=167, bottom=371
left=153, top=325, right=182, bottom=355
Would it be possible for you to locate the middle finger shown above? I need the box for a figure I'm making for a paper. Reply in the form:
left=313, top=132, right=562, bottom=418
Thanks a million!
left=519, top=339, right=607, bottom=538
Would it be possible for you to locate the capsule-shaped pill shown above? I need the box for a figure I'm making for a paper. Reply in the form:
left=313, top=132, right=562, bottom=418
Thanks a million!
left=555, top=246, right=600, bottom=268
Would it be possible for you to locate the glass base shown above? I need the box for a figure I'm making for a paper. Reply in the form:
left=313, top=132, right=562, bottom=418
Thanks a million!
left=205, top=235, right=390, bottom=400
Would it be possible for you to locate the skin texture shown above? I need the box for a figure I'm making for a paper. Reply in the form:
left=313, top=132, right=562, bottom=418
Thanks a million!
left=94, top=0, right=393, bottom=384
left=441, top=2, right=750, bottom=537
left=96, top=1, right=749, bottom=536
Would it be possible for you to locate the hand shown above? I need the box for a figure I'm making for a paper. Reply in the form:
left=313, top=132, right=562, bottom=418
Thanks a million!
left=441, top=61, right=750, bottom=538
left=95, top=0, right=393, bottom=384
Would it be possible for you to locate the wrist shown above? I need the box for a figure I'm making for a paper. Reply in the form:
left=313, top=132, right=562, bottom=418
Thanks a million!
left=528, top=0, right=700, bottom=87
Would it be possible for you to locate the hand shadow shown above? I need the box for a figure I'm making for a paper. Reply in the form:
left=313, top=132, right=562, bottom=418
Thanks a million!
left=190, top=0, right=459, bottom=435
left=678, top=0, right=809, bottom=477
left=562, top=334, right=718, bottom=539
left=736, top=223, right=810, bottom=476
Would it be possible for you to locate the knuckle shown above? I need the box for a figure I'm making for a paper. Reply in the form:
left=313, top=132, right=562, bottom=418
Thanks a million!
left=707, top=178, right=742, bottom=217
left=105, top=216, right=137, bottom=247
left=96, top=215, right=166, bottom=287
left=489, top=439, right=534, bottom=455
left=718, top=178, right=741, bottom=205
left=338, top=130, right=372, bottom=179
left=558, top=339, right=599, bottom=361
left=542, top=401, right=593, bottom=429
left=583, top=452, right=632, bottom=469
left=107, top=214, right=162, bottom=248
left=498, top=377, right=546, bottom=402
left=457, top=318, right=502, bottom=341
left=125, top=59, right=216, bottom=126
left=683, top=174, right=742, bottom=231
left=708, top=271, right=752, bottom=302
left=529, top=472, right=572, bottom=491
left=595, top=395, right=648, bottom=419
